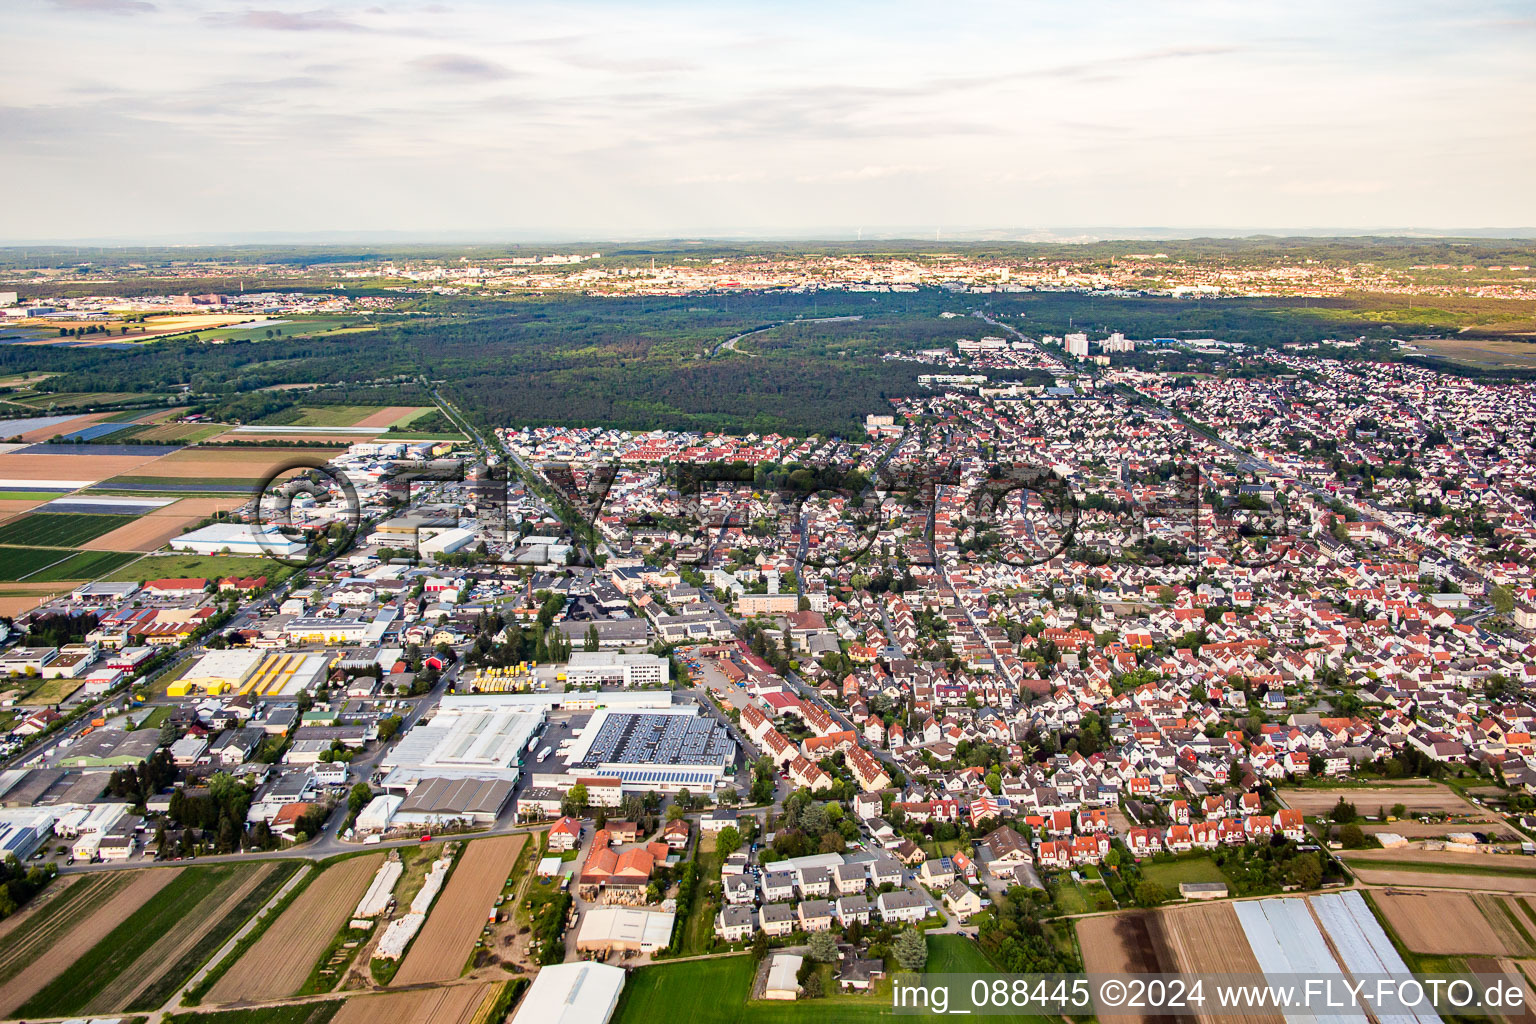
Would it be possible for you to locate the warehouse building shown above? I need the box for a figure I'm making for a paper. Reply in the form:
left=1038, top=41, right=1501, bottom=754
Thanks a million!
left=574, top=906, right=676, bottom=955
left=511, top=962, right=625, bottom=1024
left=171, top=648, right=265, bottom=695
left=557, top=705, right=736, bottom=793
left=378, top=698, right=545, bottom=792
left=391, top=776, right=515, bottom=826
left=168, top=522, right=307, bottom=558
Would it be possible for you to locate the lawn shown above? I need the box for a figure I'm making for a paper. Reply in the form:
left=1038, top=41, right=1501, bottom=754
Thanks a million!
left=0, top=512, right=140, bottom=548
left=166, top=1002, right=342, bottom=1024
left=18, top=677, right=83, bottom=706
left=24, top=548, right=142, bottom=582
left=613, top=939, right=1049, bottom=1024
left=1139, top=855, right=1227, bottom=889
left=1049, top=880, right=1114, bottom=915
left=19, top=865, right=242, bottom=1015
left=104, top=553, right=290, bottom=583
left=925, top=934, right=1000, bottom=973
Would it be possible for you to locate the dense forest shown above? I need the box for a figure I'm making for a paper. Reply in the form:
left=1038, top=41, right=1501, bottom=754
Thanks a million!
left=2, top=286, right=1528, bottom=439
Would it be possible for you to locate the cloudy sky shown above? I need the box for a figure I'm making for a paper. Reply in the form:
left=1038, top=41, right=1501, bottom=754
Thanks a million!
left=6, top=0, right=1535, bottom=242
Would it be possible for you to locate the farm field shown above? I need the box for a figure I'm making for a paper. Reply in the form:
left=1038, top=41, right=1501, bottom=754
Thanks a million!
left=0, top=581, right=77, bottom=615
left=0, top=511, right=140, bottom=547
left=81, top=496, right=243, bottom=552
left=391, top=835, right=527, bottom=987
left=168, top=1001, right=342, bottom=1024
left=1408, top=336, right=1536, bottom=368
left=0, top=545, right=92, bottom=581
left=206, top=853, right=383, bottom=1004
left=100, top=445, right=335, bottom=482
left=0, top=497, right=46, bottom=521
left=329, top=981, right=502, bottom=1024
left=1346, top=859, right=1536, bottom=892
left=85, top=861, right=294, bottom=1013
left=12, top=411, right=114, bottom=442
left=1075, top=911, right=1179, bottom=1024
left=107, top=421, right=231, bottom=443
left=18, top=864, right=273, bottom=1017
left=1156, top=902, right=1281, bottom=1024
left=283, top=406, right=384, bottom=427
left=1372, top=890, right=1536, bottom=956
left=1278, top=781, right=1489, bottom=818
left=0, top=867, right=177, bottom=1016
left=357, top=406, right=432, bottom=429
left=20, top=548, right=142, bottom=582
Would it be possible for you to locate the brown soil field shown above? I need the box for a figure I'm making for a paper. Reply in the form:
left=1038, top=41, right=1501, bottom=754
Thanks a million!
left=0, top=451, right=163, bottom=484
left=355, top=406, right=428, bottom=429
left=0, top=582, right=76, bottom=615
left=1374, top=891, right=1524, bottom=954
left=0, top=868, right=177, bottom=1015
left=1158, top=902, right=1282, bottom=1024
left=79, top=497, right=242, bottom=552
left=392, top=835, right=526, bottom=987
left=85, top=862, right=278, bottom=1013
left=0, top=875, right=79, bottom=946
left=332, top=981, right=499, bottom=1024
left=207, top=853, right=383, bottom=1003
left=1350, top=867, right=1536, bottom=893
left=0, top=498, right=47, bottom=522
left=1468, top=958, right=1536, bottom=1024
left=1279, top=782, right=1487, bottom=818
left=14, top=412, right=112, bottom=443
left=1076, top=911, right=1180, bottom=1024
left=129, top=447, right=329, bottom=479
left=1364, top=819, right=1521, bottom=841
left=1342, top=848, right=1533, bottom=866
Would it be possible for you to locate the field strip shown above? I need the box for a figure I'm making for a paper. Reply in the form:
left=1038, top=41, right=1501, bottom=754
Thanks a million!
left=331, top=980, right=497, bottom=1024
left=391, top=835, right=526, bottom=987
left=0, top=873, right=122, bottom=986
left=0, top=875, right=79, bottom=947
left=206, top=853, right=383, bottom=1003
left=85, top=862, right=277, bottom=1013
left=170, top=862, right=312, bottom=1010
left=0, top=869, right=176, bottom=1016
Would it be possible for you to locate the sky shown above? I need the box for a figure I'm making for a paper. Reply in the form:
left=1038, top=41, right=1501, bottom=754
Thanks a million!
left=5, top=0, right=1535, bottom=242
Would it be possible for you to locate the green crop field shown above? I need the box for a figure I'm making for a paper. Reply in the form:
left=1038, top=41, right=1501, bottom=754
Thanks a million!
left=24, top=548, right=142, bottom=582
left=0, top=545, right=85, bottom=581
left=125, top=861, right=301, bottom=1012
left=0, top=873, right=141, bottom=988
left=286, top=406, right=377, bottom=427
left=0, top=512, right=139, bottom=548
left=18, top=864, right=272, bottom=1016
left=166, top=1002, right=342, bottom=1024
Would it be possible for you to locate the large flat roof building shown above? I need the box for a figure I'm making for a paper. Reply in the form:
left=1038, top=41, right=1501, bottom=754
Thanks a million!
left=559, top=705, right=735, bottom=792
left=511, top=962, right=625, bottom=1024
left=379, top=698, right=545, bottom=791
left=169, top=523, right=307, bottom=558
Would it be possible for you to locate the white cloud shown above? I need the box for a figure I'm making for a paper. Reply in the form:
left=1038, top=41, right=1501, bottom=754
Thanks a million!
left=3, top=0, right=1534, bottom=239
